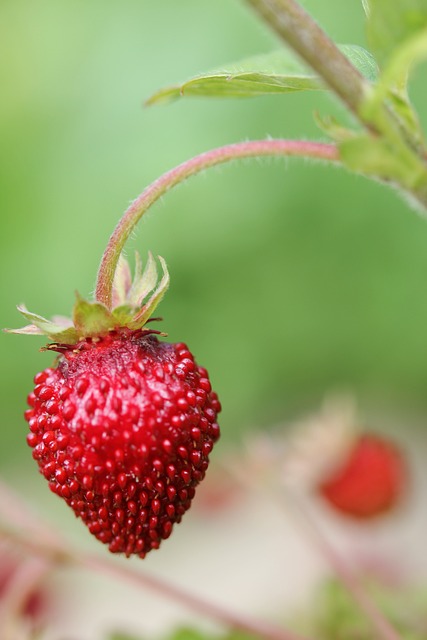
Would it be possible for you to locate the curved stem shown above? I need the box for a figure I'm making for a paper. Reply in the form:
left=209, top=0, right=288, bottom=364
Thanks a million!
left=95, top=139, right=339, bottom=308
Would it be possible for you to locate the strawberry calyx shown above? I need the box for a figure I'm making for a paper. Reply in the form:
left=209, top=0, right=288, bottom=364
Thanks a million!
left=7, top=252, right=169, bottom=345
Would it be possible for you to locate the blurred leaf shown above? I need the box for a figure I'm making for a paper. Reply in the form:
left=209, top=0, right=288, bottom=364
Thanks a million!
left=166, top=630, right=209, bottom=640
left=362, top=0, right=427, bottom=155
left=367, top=0, right=427, bottom=68
left=146, top=46, right=377, bottom=105
left=380, top=24, right=427, bottom=88
left=339, top=44, right=378, bottom=82
left=108, top=634, right=145, bottom=640
left=363, top=26, right=427, bottom=147
left=299, top=579, right=427, bottom=639
left=166, top=629, right=257, bottom=640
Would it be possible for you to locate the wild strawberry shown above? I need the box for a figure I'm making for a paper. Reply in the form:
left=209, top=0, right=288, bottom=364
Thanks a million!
left=8, top=253, right=221, bottom=557
left=317, top=433, right=406, bottom=519
left=280, top=400, right=407, bottom=519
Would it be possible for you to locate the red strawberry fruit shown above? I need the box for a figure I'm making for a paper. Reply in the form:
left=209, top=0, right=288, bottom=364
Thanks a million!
left=9, top=253, right=221, bottom=557
left=317, top=433, right=406, bottom=519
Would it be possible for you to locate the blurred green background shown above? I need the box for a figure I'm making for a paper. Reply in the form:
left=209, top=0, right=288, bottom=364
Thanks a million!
left=2, top=0, right=427, bottom=469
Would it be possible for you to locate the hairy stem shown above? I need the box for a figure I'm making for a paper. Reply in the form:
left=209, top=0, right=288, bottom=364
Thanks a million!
left=95, top=139, right=339, bottom=308
left=245, top=0, right=372, bottom=120
left=244, top=0, right=427, bottom=210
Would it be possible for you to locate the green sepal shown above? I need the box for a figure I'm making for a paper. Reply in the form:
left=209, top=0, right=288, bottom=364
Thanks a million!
left=6, top=305, right=80, bottom=343
left=111, top=304, right=135, bottom=325
left=128, top=251, right=158, bottom=306
left=111, top=255, right=132, bottom=307
left=72, top=294, right=116, bottom=338
left=7, top=253, right=170, bottom=344
left=314, top=112, right=358, bottom=143
left=6, top=324, right=45, bottom=336
left=129, top=257, right=170, bottom=329
left=15, top=305, right=67, bottom=335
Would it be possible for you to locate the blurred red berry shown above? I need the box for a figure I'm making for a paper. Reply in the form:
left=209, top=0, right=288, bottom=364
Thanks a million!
left=317, top=434, right=407, bottom=519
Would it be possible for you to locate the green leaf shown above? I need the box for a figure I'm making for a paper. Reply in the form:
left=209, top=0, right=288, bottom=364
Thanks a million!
left=369, top=25, right=427, bottom=103
left=362, top=6, right=427, bottom=153
left=339, top=44, right=378, bottom=82
left=300, top=578, right=427, bottom=640
left=367, top=0, right=427, bottom=68
left=72, top=295, right=115, bottom=337
left=146, top=46, right=377, bottom=106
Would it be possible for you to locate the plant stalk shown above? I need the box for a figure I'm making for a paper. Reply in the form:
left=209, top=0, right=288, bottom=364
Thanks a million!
left=283, top=488, right=402, bottom=640
left=95, top=140, right=339, bottom=308
left=244, top=0, right=427, bottom=211
left=245, top=0, right=372, bottom=120
left=220, top=465, right=401, bottom=640
left=0, top=479, right=312, bottom=640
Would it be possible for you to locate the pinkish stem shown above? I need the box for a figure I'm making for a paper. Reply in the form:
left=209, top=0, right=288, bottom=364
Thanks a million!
left=0, top=479, right=311, bottom=640
left=283, top=488, right=402, bottom=640
left=95, top=139, right=339, bottom=308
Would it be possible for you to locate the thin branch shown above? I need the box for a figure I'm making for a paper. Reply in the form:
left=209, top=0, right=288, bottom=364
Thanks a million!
left=283, top=488, right=402, bottom=640
left=95, top=140, right=339, bottom=308
left=245, top=0, right=372, bottom=120
left=0, top=479, right=312, bottom=640
left=219, top=465, right=401, bottom=640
